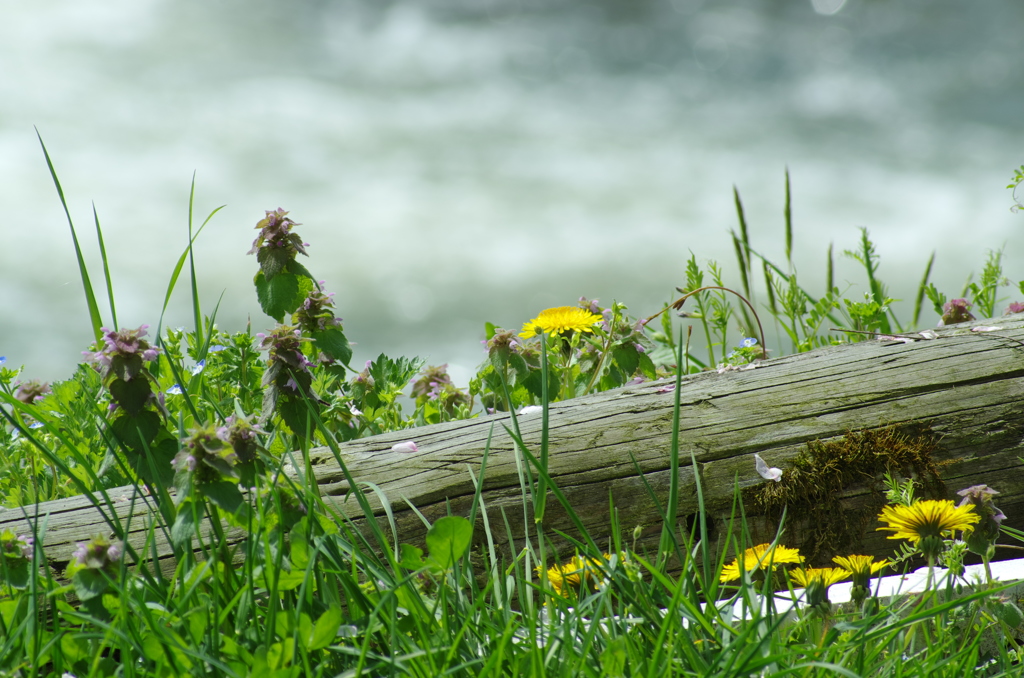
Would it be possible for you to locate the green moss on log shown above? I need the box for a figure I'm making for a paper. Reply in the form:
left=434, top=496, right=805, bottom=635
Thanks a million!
left=747, top=425, right=950, bottom=563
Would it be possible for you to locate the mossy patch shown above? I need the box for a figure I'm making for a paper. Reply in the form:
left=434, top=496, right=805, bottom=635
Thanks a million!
left=746, top=425, right=950, bottom=563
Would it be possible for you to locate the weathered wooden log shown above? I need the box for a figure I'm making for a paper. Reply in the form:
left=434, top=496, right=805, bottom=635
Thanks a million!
left=4, top=317, right=1024, bottom=577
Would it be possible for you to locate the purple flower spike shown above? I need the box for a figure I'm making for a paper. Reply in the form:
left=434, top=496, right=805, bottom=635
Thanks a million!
left=84, top=326, right=162, bottom=382
left=1004, top=302, right=1024, bottom=315
left=14, top=379, right=50, bottom=404
left=940, top=298, right=975, bottom=326
left=73, top=534, right=123, bottom=571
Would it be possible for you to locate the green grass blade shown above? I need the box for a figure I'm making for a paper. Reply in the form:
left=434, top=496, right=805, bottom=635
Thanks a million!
left=784, top=167, right=793, bottom=269
left=657, top=327, right=685, bottom=566
left=733, top=185, right=752, bottom=274
left=36, top=129, right=104, bottom=341
left=92, top=202, right=118, bottom=329
left=826, top=241, right=834, bottom=294
left=155, top=200, right=225, bottom=341
left=187, top=174, right=202, bottom=334
left=912, top=251, right=936, bottom=327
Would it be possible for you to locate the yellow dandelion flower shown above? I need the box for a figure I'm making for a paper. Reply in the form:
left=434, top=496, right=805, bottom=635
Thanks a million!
left=831, top=554, right=889, bottom=578
left=537, top=552, right=629, bottom=599
left=788, top=567, right=850, bottom=589
left=520, top=306, right=603, bottom=338
left=719, top=543, right=804, bottom=583
left=832, top=554, right=888, bottom=604
left=876, top=500, right=979, bottom=544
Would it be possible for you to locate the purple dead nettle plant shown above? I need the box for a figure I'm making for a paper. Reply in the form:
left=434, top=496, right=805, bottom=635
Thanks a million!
left=0, top=529, right=34, bottom=561
left=485, top=329, right=525, bottom=361
left=71, top=534, right=123, bottom=572
left=14, top=379, right=50, bottom=404
left=1004, top=301, right=1024, bottom=315
left=411, top=364, right=470, bottom=413
left=257, top=324, right=320, bottom=422
left=83, top=325, right=164, bottom=415
left=940, top=298, right=975, bottom=326
left=84, top=326, right=161, bottom=383
left=218, top=413, right=266, bottom=465
left=172, top=425, right=239, bottom=485
left=292, top=282, right=344, bottom=335
left=957, top=484, right=1005, bottom=560
left=247, top=208, right=308, bottom=264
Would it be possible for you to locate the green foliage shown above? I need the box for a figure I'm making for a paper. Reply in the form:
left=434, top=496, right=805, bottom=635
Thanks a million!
left=1008, top=164, right=1024, bottom=213
left=2, top=158, right=1024, bottom=676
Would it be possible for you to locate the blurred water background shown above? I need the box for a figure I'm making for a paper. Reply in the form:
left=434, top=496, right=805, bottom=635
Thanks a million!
left=2, top=0, right=1022, bottom=385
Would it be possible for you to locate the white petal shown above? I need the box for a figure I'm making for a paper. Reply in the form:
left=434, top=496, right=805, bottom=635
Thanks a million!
left=971, top=326, right=1003, bottom=332
left=391, top=441, right=419, bottom=454
left=754, top=453, right=783, bottom=482
left=918, top=330, right=938, bottom=340
left=518, top=406, right=543, bottom=416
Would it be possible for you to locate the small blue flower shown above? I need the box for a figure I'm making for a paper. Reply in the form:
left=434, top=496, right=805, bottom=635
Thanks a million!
left=28, top=421, right=44, bottom=429
left=166, top=384, right=183, bottom=395
left=740, top=337, right=758, bottom=348
left=0, top=356, right=5, bottom=365
left=208, top=345, right=228, bottom=352
left=190, top=360, right=206, bottom=376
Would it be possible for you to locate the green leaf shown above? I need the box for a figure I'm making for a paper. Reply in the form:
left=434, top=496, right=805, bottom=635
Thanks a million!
left=72, top=568, right=110, bottom=601
left=599, top=636, right=628, bottom=678
left=637, top=352, right=657, bottom=379
left=522, top=367, right=559, bottom=400
left=286, top=258, right=315, bottom=281
left=310, top=606, right=342, bottom=651
left=2, top=559, right=29, bottom=589
left=312, top=327, right=352, bottom=365
left=315, top=513, right=340, bottom=536
left=61, top=632, right=92, bottom=664
left=110, top=409, right=161, bottom=450
left=289, top=527, right=310, bottom=569
left=298, top=613, right=314, bottom=652
left=995, top=601, right=1024, bottom=628
left=277, top=395, right=319, bottom=439
left=399, top=543, right=426, bottom=570
left=612, top=344, right=640, bottom=377
left=199, top=481, right=244, bottom=514
left=141, top=632, right=165, bottom=662
left=0, top=598, right=24, bottom=629
left=424, top=516, right=472, bottom=571
left=271, top=568, right=306, bottom=592
left=171, top=500, right=199, bottom=547
left=108, top=376, right=154, bottom=417
left=257, top=247, right=291, bottom=281
left=254, top=270, right=311, bottom=323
